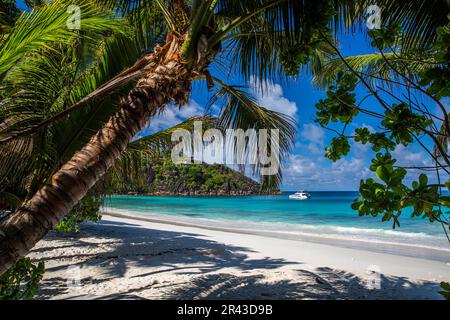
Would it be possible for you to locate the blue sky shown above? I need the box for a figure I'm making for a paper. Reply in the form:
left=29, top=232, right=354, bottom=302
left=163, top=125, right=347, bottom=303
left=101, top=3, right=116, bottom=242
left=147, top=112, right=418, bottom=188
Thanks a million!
left=16, top=0, right=26, bottom=10
left=15, top=0, right=445, bottom=191
left=141, top=29, right=444, bottom=191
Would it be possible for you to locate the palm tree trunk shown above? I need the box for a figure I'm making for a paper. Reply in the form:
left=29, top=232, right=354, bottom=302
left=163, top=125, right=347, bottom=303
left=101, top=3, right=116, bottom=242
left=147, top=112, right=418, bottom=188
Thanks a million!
left=0, top=33, right=195, bottom=274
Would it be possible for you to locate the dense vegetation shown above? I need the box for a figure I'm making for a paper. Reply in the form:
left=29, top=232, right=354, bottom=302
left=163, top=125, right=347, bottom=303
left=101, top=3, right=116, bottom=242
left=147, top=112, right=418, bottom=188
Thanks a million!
left=0, top=0, right=449, bottom=299
left=312, top=13, right=450, bottom=300
left=0, top=257, right=44, bottom=300
left=112, top=154, right=262, bottom=196
left=315, top=18, right=450, bottom=241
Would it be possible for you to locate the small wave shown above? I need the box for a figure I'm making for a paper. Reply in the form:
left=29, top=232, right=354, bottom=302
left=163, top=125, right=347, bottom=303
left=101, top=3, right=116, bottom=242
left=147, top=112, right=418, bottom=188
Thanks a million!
left=103, top=207, right=450, bottom=253
left=234, top=222, right=450, bottom=252
left=290, top=224, right=437, bottom=240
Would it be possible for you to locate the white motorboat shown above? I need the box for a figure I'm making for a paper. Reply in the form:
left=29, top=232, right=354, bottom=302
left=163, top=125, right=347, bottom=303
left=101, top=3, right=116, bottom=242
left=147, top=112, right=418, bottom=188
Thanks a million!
left=289, top=191, right=311, bottom=200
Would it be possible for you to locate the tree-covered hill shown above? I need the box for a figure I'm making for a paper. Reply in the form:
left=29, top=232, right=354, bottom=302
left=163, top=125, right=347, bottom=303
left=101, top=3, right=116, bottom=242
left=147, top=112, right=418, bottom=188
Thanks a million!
left=112, top=155, right=275, bottom=196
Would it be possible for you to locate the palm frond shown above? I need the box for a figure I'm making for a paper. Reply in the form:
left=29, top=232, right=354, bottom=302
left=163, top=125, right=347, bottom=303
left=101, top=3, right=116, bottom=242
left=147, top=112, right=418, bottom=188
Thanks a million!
left=209, top=79, right=296, bottom=191
left=0, top=0, right=20, bottom=36
left=0, top=136, right=33, bottom=189
left=0, top=0, right=126, bottom=79
left=0, top=0, right=166, bottom=147
left=313, top=52, right=437, bottom=87
left=360, top=0, right=450, bottom=51
left=216, top=0, right=357, bottom=81
left=0, top=191, right=21, bottom=210
left=0, top=0, right=162, bottom=198
left=111, top=116, right=216, bottom=183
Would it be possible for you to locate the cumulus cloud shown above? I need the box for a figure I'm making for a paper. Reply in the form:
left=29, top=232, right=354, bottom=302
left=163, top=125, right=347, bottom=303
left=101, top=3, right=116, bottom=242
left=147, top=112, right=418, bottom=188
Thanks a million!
left=296, top=124, right=326, bottom=156
left=135, top=100, right=205, bottom=139
left=305, top=143, right=324, bottom=156
left=284, top=124, right=380, bottom=191
left=289, top=155, right=320, bottom=177
left=300, top=124, right=325, bottom=143
left=392, top=145, right=429, bottom=167
left=150, top=100, right=205, bottom=130
left=249, top=77, right=298, bottom=118
left=282, top=153, right=372, bottom=191
left=283, top=143, right=446, bottom=191
left=391, top=145, right=447, bottom=186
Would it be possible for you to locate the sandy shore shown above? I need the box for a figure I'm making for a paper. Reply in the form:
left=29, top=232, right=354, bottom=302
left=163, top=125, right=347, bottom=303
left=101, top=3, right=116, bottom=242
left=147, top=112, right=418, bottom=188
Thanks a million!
left=29, top=213, right=450, bottom=300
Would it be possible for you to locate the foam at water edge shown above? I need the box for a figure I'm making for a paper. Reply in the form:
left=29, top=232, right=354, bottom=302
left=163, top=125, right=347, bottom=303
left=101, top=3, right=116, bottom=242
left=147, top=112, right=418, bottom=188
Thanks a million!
left=101, top=207, right=450, bottom=253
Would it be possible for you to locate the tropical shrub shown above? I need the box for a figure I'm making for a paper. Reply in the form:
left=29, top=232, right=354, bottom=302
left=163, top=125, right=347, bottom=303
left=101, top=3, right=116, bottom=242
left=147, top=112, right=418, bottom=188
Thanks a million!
left=54, top=195, right=102, bottom=232
left=439, top=281, right=450, bottom=300
left=0, top=257, right=44, bottom=300
left=315, top=16, right=450, bottom=239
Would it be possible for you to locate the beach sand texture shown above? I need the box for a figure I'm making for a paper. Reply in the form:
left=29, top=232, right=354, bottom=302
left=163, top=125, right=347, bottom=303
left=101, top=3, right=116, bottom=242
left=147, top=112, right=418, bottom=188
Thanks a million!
left=29, top=215, right=450, bottom=300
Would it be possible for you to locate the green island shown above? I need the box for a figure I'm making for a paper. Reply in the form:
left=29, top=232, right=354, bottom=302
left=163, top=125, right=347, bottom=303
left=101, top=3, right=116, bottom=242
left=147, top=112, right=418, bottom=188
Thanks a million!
left=112, top=154, right=272, bottom=196
left=0, top=0, right=449, bottom=302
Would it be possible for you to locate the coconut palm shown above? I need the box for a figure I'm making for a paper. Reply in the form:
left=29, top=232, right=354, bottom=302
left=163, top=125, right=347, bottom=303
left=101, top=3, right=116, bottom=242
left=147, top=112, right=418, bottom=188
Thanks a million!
left=367, top=0, right=450, bottom=50
left=0, top=0, right=164, bottom=204
left=0, top=0, right=308, bottom=273
left=0, top=0, right=153, bottom=272
left=0, top=0, right=447, bottom=274
left=312, top=38, right=439, bottom=87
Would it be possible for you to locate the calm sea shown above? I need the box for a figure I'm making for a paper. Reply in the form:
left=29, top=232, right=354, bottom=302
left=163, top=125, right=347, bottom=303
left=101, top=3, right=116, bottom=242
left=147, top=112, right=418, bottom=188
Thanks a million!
left=104, top=192, right=450, bottom=251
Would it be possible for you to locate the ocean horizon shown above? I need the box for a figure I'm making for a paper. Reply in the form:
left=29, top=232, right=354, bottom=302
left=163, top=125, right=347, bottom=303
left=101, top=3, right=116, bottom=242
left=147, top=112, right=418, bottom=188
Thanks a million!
left=103, top=192, right=450, bottom=254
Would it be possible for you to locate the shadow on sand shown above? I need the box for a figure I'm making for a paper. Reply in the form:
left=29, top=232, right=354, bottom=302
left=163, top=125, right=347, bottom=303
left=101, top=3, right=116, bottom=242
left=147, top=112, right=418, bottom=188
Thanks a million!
left=31, top=220, right=443, bottom=300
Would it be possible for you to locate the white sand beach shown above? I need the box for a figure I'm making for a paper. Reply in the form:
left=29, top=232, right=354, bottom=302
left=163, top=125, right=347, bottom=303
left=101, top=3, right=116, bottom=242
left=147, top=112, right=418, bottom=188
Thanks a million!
left=29, top=213, right=450, bottom=300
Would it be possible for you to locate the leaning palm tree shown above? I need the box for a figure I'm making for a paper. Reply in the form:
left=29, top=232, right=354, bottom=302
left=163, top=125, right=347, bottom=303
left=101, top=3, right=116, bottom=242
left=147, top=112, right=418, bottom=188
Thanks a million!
left=0, top=0, right=447, bottom=274
left=0, top=0, right=152, bottom=272
left=0, top=0, right=164, bottom=206
left=0, top=0, right=311, bottom=273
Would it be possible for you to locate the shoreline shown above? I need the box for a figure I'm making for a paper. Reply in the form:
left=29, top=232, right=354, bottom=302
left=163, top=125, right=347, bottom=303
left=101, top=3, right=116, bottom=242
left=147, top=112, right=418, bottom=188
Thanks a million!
left=29, top=213, right=450, bottom=300
left=101, top=211, right=450, bottom=263
left=110, top=191, right=282, bottom=197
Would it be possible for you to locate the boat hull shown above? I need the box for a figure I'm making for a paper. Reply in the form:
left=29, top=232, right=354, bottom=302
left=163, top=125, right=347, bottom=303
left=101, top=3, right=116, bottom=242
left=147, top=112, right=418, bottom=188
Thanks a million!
left=289, top=195, right=310, bottom=200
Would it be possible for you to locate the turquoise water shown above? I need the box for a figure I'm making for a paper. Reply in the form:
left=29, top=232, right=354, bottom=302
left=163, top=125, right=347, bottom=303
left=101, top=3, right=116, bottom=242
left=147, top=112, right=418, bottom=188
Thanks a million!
left=105, top=192, right=450, bottom=250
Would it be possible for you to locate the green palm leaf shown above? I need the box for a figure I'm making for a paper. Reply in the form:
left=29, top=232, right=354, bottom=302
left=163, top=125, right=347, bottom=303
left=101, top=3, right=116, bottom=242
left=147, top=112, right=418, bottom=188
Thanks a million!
left=362, top=0, right=450, bottom=50
left=209, top=79, right=296, bottom=191
left=111, top=116, right=216, bottom=183
left=0, top=0, right=126, bottom=80
left=313, top=52, right=437, bottom=87
left=0, top=191, right=21, bottom=210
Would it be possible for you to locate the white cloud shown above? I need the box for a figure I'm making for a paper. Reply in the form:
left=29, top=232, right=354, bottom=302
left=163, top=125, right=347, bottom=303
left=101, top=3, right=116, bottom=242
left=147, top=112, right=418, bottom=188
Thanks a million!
left=134, top=100, right=205, bottom=141
left=392, top=145, right=427, bottom=166
left=249, top=76, right=297, bottom=118
left=361, top=123, right=375, bottom=133
left=390, top=145, right=447, bottom=186
left=149, top=100, right=205, bottom=131
left=350, top=122, right=375, bottom=134
left=289, top=155, right=320, bottom=177
left=300, top=124, right=325, bottom=144
left=296, top=124, right=326, bottom=156
left=282, top=144, right=447, bottom=191
left=331, top=158, right=366, bottom=175
left=283, top=152, right=372, bottom=191
left=306, top=143, right=323, bottom=156
left=352, top=140, right=371, bottom=156
left=283, top=119, right=375, bottom=190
